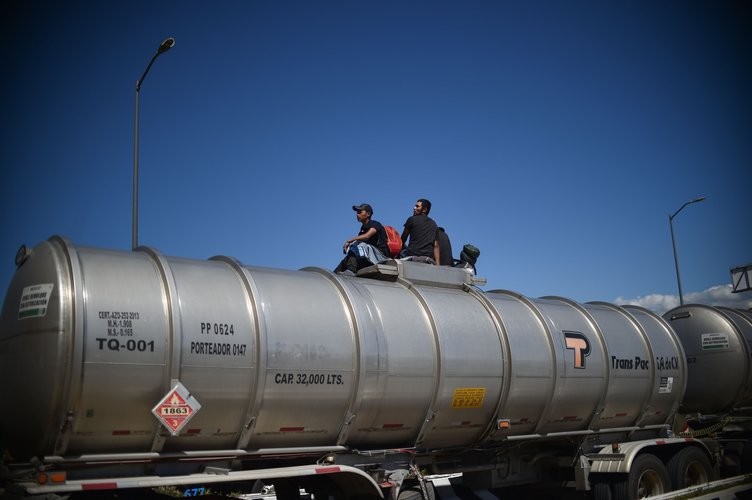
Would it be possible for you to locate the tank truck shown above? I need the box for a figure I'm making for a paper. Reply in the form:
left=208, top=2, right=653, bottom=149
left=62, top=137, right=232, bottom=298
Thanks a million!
left=1, top=236, right=751, bottom=499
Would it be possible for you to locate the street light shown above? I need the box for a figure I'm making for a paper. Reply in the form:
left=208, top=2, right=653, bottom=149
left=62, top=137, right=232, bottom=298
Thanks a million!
left=669, top=196, right=706, bottom=306
left=132, top=37, right=175, bottom=250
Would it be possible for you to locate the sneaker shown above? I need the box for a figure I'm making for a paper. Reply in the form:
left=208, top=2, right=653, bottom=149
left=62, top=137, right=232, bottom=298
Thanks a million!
left=337, top=270, right=356, bottom=277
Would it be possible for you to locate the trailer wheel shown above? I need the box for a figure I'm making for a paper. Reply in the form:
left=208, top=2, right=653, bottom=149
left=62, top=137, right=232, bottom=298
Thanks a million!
left=667, top=446, right=715, bottom=489
left=591, top=479, right=613, bottom=500
left=613, top=453, right=670, bottom=499
left=742, top=441, right=752, bottom=473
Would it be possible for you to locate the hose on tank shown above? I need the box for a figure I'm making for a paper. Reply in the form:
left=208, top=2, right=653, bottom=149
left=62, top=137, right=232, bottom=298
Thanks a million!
left=678, top=415, right=731, bottom=437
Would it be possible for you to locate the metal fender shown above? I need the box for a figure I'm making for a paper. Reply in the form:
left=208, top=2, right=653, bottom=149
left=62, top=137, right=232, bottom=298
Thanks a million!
left=589, top=437, right=708, bottom=474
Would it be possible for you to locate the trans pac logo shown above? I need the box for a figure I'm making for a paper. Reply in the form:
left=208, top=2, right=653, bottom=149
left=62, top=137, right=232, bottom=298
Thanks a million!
left=564, top=331, right=591, bottom=369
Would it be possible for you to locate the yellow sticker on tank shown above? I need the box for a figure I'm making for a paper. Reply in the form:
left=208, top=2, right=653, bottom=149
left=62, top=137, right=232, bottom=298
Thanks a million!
left=451, top=387, right=486, bottom=409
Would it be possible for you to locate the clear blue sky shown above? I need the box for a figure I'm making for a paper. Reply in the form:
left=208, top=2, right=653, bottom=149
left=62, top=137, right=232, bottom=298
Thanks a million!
left=2, top=1, right=750, bottom=313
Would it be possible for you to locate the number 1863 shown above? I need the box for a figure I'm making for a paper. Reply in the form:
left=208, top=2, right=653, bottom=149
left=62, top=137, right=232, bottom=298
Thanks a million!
left=160, top=407, right=189, bottom=415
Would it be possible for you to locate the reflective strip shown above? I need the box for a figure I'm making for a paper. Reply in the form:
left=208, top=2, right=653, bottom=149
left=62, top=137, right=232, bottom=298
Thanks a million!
left=82, top=482, right=118, bottom=490
left=315, top=466, right=341, bottom=474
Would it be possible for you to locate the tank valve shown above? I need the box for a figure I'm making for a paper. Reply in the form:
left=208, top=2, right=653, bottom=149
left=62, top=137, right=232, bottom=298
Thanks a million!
left=15, top=244, right=29, bottom=267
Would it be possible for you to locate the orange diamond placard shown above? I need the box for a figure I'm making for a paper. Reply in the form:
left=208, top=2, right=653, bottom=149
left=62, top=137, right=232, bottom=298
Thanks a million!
left=152, top=381, right=201, bottom=436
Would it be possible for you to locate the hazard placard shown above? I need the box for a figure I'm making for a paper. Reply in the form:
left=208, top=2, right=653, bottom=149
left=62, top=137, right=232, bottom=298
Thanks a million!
left=151, top=381, right=201, bottom=436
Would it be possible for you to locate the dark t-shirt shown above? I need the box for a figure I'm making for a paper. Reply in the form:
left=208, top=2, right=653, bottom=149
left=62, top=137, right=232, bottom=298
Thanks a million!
left=403, top=214, right=438, bottom=258
left=360, top=220, right=389, bottom=256
left=436, top=229, right=453, bottom=266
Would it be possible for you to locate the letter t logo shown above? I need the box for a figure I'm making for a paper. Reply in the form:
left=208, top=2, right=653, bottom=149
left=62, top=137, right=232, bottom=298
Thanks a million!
left=564, top=331, right=590, bottom=369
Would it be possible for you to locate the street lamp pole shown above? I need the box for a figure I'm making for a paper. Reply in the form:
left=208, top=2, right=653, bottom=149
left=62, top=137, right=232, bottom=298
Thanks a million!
left=132, top=37, right=175, bottom=250
left=669, top=196, right=706, bottom=306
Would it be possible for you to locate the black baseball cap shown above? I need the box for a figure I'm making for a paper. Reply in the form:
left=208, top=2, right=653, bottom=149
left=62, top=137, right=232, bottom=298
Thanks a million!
left=352, top=203, right=373, bottom=215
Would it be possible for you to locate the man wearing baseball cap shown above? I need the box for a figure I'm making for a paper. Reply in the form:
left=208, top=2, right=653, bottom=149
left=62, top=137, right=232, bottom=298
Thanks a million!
left=334, top=203, right=390, bottom=276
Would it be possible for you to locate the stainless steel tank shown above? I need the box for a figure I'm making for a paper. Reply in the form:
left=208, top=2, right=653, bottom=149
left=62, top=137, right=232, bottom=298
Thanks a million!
left=0, top=237, right=686, bottom=462
left=480, top=294, right=686, bottom=439
left=664, top=305, right=752, bottom=414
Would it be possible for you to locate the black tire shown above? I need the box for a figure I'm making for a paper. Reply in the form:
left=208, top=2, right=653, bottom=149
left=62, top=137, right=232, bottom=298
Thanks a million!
left=592, top=479, right=613, bottom=500
left=613, top=453, right=670, bottom=499
left=742, top=441, right=752, bottom=473
left=667, top=446, right=716, bottom=489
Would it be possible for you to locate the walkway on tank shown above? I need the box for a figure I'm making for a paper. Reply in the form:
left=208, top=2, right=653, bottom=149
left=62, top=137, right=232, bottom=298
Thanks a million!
left=354, top=259, right=487, bottom=288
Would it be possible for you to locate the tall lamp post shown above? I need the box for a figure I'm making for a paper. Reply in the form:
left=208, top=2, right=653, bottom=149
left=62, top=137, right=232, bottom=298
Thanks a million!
left=669, top=196, right=706, bottom=306
left=132, top=37, right=175, bottom=250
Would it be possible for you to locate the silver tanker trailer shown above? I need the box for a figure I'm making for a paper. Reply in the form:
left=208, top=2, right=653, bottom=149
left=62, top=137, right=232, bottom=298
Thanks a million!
left=1, top=236, right=751, bottom=499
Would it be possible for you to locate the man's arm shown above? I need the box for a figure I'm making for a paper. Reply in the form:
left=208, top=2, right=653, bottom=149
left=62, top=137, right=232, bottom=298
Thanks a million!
left=433, top=239, right=440, bottom=265
left=344, top=228, right=377, bottom=253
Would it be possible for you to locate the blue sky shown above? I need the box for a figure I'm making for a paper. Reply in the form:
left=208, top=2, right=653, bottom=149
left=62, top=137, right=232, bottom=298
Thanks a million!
left=1, top=1, right=750, bottom=313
